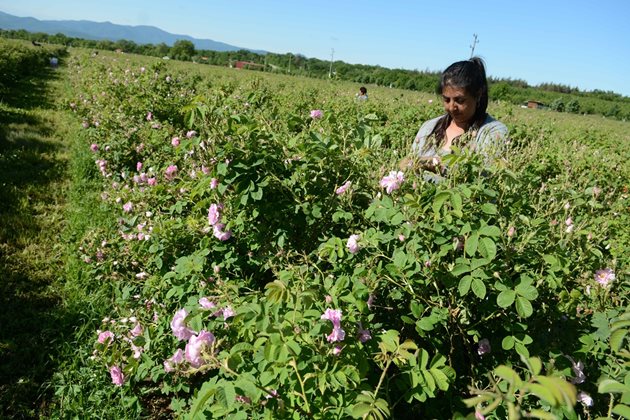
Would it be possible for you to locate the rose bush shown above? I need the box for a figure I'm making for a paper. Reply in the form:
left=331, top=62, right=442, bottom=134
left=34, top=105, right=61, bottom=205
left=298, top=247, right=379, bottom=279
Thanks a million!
left=54, top=51, right=628, bottom=419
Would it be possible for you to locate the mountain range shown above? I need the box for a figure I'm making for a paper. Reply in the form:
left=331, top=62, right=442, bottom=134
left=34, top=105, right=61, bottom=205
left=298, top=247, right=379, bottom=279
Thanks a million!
left=0, top=11, right=265, bottom=53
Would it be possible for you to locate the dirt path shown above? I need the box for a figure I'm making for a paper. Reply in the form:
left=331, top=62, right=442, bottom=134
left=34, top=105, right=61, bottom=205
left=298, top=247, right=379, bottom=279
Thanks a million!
left=0, top=65, right=73, bottom=417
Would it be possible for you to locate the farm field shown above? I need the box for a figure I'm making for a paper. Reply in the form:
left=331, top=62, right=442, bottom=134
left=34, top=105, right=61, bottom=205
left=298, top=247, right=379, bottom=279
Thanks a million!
left=1, top=40, right=628, bottom=419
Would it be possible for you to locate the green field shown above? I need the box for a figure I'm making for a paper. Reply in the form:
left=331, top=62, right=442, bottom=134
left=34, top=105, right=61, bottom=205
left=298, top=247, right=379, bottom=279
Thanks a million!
left=1, top=40, right=628, bottom=419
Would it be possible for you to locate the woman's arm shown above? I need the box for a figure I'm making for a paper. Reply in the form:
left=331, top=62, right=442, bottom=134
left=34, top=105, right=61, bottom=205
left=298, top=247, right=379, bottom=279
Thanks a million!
left=400, top=116, right=444, bottom=173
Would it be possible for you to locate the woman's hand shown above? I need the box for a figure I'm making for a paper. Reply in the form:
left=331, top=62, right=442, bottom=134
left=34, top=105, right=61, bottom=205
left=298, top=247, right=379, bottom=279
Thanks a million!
left=399, top=156, right=445, bottom=174
left=418, top=156, right=444, bottom=174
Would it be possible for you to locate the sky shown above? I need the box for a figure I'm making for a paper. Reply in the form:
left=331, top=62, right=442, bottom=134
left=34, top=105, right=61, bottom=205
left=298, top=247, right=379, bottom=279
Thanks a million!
left=2, top=0, right=630, bottom=96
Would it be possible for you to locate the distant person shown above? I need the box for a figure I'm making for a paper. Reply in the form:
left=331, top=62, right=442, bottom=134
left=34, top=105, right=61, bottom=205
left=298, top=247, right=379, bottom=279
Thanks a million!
left=356, top=86, right=368, bottom=101
left=50, top=57, right=59, bottom=68
left=402, top=57, right=508, bottom=181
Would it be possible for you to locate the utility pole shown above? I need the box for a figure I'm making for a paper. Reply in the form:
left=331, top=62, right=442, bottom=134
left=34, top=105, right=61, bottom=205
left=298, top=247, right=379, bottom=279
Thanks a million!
left=329, top=48, right=334, bottom=78
left=469, top=34, right=479, bottom=58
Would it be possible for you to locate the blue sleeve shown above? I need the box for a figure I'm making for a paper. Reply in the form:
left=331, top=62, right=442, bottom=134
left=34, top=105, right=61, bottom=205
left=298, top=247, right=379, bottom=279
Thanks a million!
left=412, top=116, right=441, bottom=157
left=475, top=120, right=509, bottom=160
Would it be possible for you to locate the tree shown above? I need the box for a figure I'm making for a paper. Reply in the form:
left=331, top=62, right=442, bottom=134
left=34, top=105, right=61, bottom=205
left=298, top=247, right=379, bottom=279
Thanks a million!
left=549, top=98, right=565, bottom=112
left=566, top=99, right=580, bottom=114
left=170, top=40, right=195, bottom=61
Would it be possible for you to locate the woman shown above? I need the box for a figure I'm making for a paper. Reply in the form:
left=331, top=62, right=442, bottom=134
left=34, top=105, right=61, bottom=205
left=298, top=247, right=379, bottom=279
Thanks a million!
left=406, top=57, right=508, bottom=179
left=356, top=86, right=368, bottom=101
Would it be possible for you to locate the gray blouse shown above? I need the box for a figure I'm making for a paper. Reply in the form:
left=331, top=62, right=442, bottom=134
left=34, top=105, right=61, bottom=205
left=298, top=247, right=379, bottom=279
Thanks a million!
left=411, top=114, right=509, bottom=182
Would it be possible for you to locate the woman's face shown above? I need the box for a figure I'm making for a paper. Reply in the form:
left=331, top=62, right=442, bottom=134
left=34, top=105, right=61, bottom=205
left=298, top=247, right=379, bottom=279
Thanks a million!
left=442, top=85, right=477, bottom=126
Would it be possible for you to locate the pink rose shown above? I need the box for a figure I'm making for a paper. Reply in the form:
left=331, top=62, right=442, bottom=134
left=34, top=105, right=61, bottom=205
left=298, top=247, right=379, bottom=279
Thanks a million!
left=164, top=348, right=184, bottom=372
left=207, top=204, right=221, bottom=226
left=594, top=268, right=615, bottom=287
left=199, top=297, right=216, bottom=310
left=335, top=181, right=351, bottom=195
left=346, top=234, right=360, bottom=254
left=310, top=109, right=323, bottom=119
left=379, top=171, right=404, bottom=194
left=110, top=365, right=124, bottom=386
left=185, top=330, right=215, bottom=368
left=213, top=224, right=232, bottom=241
left=170, top=308, right=195, bottom=341
left=97, top=330, right=114, bottom=344
left=130, top=323, right=143, bottom=337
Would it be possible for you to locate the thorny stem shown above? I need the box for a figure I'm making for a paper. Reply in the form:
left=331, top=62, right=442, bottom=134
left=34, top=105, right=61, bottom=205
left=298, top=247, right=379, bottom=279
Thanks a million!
left=290, top=358, right=311, bottom=415
left=222, top=359, right=310, bottom=417
left=372, top=358, right=393, bottom=409
left=608, top=393, right=614, bottom=419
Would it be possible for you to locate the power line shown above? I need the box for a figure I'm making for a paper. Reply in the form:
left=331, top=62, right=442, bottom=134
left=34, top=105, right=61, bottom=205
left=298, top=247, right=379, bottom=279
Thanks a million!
left=469, top=34, right=479, bottom=58
left=328, top=48, right=334, bottom=78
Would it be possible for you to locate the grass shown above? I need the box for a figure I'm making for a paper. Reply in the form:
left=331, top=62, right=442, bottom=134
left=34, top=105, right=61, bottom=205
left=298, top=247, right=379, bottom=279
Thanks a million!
left=0, top=64, right=76, bottom=418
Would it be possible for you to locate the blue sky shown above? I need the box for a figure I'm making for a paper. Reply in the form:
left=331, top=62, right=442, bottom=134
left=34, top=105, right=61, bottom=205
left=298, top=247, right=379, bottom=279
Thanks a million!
left=2, top=0, right=629, bottom=96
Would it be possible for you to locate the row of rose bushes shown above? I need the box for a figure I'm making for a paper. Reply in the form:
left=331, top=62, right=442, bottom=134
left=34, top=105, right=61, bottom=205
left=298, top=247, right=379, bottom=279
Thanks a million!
left=0, top=38, right=66, bottom=88
left=55, top=51, right=628, bottom=419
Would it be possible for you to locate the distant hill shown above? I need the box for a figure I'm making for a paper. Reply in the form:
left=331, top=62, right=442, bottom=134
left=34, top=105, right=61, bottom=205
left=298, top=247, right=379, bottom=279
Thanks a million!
left=0, top=10, right=265, bottom=53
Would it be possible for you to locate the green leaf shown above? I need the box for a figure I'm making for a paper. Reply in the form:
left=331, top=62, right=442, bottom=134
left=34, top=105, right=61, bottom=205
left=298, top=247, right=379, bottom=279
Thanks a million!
left=430, top=368, right=450, bottom=391
left=417, top=317, right=435, bottom=331
left=462, top=395, right=494, bottom=407
left=351, top=402, right=373, bottom=418
left=393, top=249, right=407, bottom=268
left=515, top=283, right=539, bottom=300
left=451, top=192, right=463, bottom=213
left=410, top=301, right=424, bottom=318
left=458, top=276, right=472, bottom=296
left=502, top=335, right=515, bottom=350
left=230, top=343, right=253, bottom=354
left=527, top=357, right=542, bottom=375
left=478, top=237, right=497, bottom=260
left=479, top=225, right=501, bottom=237
left=451, top=264, right=470, bottom=277
left=480, top=203, right=497, bottom=215
left=494, top=366, right=521, bottom=385
left=611, top=319, right=630, bottom=332
left=465, top=231, right=479, bottom=257
left=264, top=280, right=287, bottom=303
left=610, top=329, right=628, bottom=353
left=527, top=409, right=560, bottom=420
left=497, top=290, right=516, bottom=308
left=418, top=348, right=430, bottom=369
left=421, top=370, right=436, bottom=392
left=471, top=278, right=486, bottom=299
left=515, top=296, right=533, bottom=318
left=217, top=381, right=236, bottom=410
left=432, top=191, right=451, bottom=214
left=286, top=339, right=302, bottom=356
left=429, top=353, right=447, bottom=369
left=471, top=258, right=491, bottom=270
left=543, top=254, right=559, bottom=266
left=380, top=330, right=400, bottom=353
left=374, top=398, right=390, bottom=416
left=259, top=371, right=275, bottom=386
left=612, top=404, right=630, bottom=419
left=390, top=211, right=405, bottom=225
left=234, top=378, right=259, bottom=399
left=536, top=376, right=576, bottom=407
left=599, top=379, right=630, bottom=394
left=527, top=383, right=558, bottom=406
left=189, top=380, right=217, bottom=418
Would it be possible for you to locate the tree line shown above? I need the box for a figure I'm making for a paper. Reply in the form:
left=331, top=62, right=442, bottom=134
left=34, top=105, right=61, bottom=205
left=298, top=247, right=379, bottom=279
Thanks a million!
left=2, top=28, right=628, bottom=120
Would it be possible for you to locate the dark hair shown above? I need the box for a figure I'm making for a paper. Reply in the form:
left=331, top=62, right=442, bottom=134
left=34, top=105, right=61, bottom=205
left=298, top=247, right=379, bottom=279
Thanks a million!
left=438, top=57, right=488, bottom=125
left=359, top=86, right=367, bottom=94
